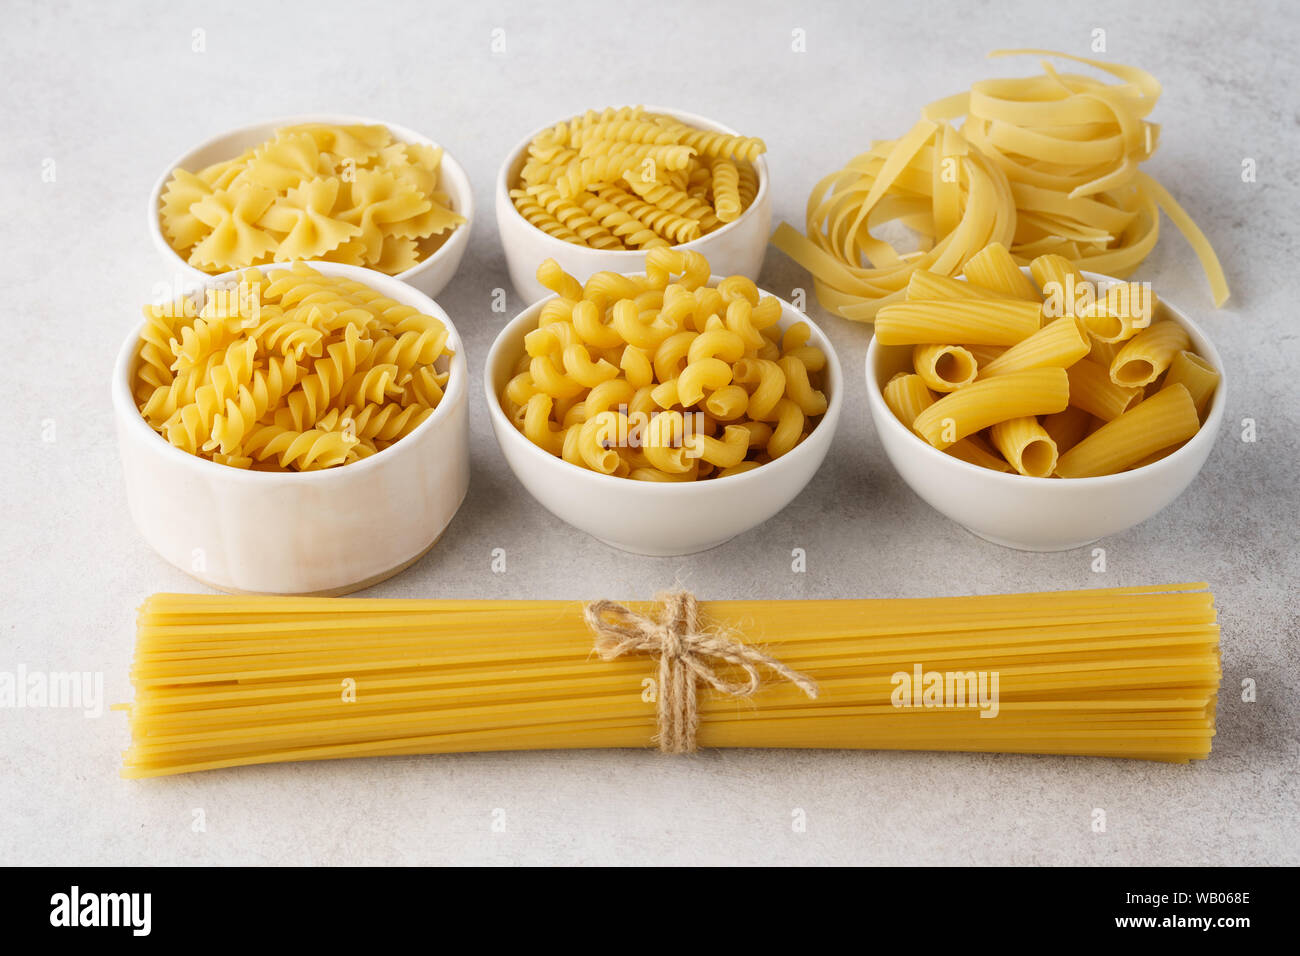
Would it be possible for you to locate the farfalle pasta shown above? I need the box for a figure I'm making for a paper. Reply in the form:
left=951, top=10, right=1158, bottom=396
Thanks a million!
left=133, top=263, right=453, bottom=471
left=158, top=124, right=464, bottom=274
left=510, top=107, right=765, bottom=250
left=497, top=249, right=828, bottom=481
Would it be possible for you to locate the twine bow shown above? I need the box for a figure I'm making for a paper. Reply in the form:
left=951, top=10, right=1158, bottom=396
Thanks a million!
left=584, top=590, right=819, bottom=754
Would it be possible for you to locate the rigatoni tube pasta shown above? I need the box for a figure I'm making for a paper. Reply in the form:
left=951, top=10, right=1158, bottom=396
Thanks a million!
left=1055, top=384, right=1201, bottom=478
left=876, top=239, right=1219, bottom=477
left=912, top=368, right=1068, bottom=449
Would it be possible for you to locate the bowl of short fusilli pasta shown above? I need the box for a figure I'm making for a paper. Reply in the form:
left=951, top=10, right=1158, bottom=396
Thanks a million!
left=495, top=106, right=771, bottom=305
left=485, top=250, right=842, bottom=556
left=112, top=261, right=470, bottom=595
left=148, top=114, right=474, bottom=299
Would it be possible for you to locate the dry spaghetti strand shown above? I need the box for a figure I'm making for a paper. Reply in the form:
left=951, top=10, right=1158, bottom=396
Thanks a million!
left=119, top=585, right=1220, bottom=777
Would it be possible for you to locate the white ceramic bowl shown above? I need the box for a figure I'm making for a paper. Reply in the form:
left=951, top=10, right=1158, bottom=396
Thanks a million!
left=485, top=282, right=842, bottom=555
left=112, top=262, right=470, bottom=595
left=147, top=113, right=474, bottom=300
left=865, top=271, right=1226, bottom=551
left=495, top=107, right=772, bottom=305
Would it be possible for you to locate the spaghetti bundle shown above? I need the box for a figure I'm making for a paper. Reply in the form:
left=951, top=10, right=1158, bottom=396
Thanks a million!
left=121, top=585, right=1220, bottom=777
left=772, top=50, right=1230, bottom=322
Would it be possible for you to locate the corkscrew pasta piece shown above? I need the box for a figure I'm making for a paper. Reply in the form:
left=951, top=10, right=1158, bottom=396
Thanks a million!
left=876, top=241, right=1219, bottom=476
left=772, top=50, right=1230, bottom=320
left=498, top=251, right=827, bottom=481
left=511, top=107, right=764, bottom=249
left=132, top=263, right=454, bottom=471
left=158, top=124, right=464, bottom=275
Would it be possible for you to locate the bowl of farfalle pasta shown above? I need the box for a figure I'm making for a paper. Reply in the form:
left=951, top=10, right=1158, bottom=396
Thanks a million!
left=485, top=248, right=842, bottom=556
left=495, top=106, right=771, bottom=304
left=148, top=114, right=473, bottom=298
left=112, top=260, right=470, bottom=595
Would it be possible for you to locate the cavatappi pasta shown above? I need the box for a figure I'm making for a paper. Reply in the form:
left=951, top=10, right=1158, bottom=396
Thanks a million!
left=510, top=107, right=765, bottom=249
left=133, top=263, right=453, bottom=471
left=119, top=584, right=1221, bottom=777
left=878, top=242, right=1219, bottom=477
left=158, top=123, right=464, bottom=274
left=499, top=250, right=828, bottom=481
left=772, top=50, right=1230, bottom=321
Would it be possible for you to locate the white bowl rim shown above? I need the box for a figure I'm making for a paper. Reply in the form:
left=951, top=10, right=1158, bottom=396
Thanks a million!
left=864, top=268, right=1227, bottom=488
left=495, top=105, right=770, bottom=257
left=112, top=260, right=468, bottom=485
left=484, top=276, right=843, bottom=493
left=146, top=112, right=474, bottom=282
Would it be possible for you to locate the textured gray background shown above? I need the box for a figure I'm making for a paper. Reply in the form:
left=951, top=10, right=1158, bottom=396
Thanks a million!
left=1, top=0, right=1296, bottom=865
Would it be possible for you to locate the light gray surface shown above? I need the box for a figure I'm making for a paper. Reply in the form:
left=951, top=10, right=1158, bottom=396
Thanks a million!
left=1, top=0, right=1296, bottom=866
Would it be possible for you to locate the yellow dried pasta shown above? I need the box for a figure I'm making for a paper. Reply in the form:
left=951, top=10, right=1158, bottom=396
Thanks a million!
left=511, top=107, right=764, bottom=249
left=498, top=249, right=828, bottom=480
left=876, top=240, right=1218, bottom=477
left=159, top=124, right=465, bottom=275
left=134, top=263, right=453, bottom=471
left=773, top=50, right=1229, bottom=321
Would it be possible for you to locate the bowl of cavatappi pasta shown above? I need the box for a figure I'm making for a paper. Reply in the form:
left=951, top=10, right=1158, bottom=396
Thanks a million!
left=485, top=249, right=843, bottom=556
left=112, top=261, right=470, bottom=594
left=864, top=243, right=1226, bottom=551
left=148, top=114, right=474, bottom=299
left=495, top=105, right=772, bottom=304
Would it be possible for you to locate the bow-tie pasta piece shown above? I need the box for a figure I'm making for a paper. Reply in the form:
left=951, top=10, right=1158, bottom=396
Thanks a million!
left=158, top=124, right=465, bottom=275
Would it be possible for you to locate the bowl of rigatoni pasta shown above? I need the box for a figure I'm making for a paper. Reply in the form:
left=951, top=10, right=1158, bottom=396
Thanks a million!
left=864, top=245, right=1225, bottom=551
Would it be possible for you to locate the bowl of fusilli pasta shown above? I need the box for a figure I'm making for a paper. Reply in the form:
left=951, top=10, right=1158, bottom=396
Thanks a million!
left=112, top=261, right=471, bottom=595
left=495, top=106, right=771, bottom=305
left=148, top=114, right=474, bottom=299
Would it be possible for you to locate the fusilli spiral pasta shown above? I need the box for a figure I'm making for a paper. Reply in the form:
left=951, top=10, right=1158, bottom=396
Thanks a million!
left=133, top=263, right=454, bottom=471
left=511, top=107, right=765, bottom=250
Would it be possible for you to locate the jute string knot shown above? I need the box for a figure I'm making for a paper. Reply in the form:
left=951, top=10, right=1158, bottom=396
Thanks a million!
left=584, top=590, right=819, bottom=754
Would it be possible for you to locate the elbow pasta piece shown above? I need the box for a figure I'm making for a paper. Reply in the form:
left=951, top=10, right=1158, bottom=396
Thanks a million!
left=499, top=254, right=829, bottom=480
left=875, top=242, right=1218, bottom=477
left=133, top=263, right=453, bottom=471
left=511, top=106, right=764, bottom=248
